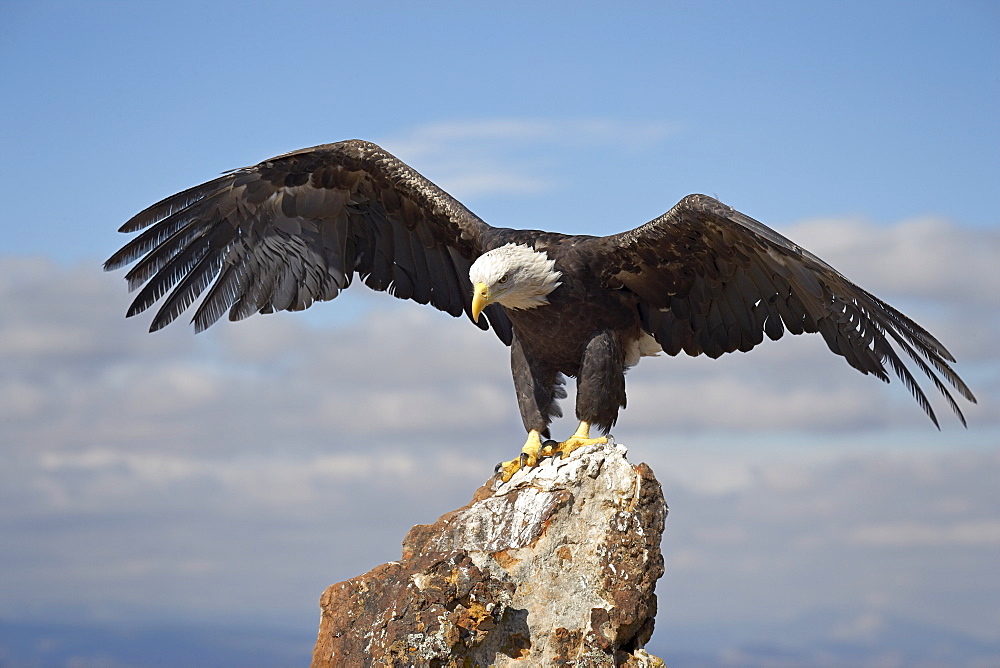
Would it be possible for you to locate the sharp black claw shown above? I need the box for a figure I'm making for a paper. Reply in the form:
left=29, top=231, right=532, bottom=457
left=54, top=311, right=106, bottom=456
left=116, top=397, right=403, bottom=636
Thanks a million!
left=494, top=461, right=503, bottom=473
left=519, top=452, right=529, bottom=466
left=538, top=439, right=559, bottom=460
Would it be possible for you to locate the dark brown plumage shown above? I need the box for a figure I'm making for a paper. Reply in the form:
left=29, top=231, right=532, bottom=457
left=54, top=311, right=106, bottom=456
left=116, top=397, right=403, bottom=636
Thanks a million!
left=105, top=142, right=512, bottom=340
left=105, top=140, right=975, bottom=455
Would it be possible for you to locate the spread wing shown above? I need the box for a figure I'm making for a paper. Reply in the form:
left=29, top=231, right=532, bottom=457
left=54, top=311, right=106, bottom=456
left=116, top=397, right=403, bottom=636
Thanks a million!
left=104, top=140, right=512, bottom=343
left=596, top=194, right=976, bottom=426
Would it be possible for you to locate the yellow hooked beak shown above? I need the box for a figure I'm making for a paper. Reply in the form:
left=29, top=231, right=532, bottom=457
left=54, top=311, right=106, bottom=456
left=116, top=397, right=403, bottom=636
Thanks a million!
left=471, top=282, right=490, bottom=323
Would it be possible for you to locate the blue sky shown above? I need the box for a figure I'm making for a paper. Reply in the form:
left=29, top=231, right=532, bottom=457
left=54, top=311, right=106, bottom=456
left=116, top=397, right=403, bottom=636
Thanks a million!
left=1, top=1, right=999, bottom=666
left=2, top=0, right=998, bottom=261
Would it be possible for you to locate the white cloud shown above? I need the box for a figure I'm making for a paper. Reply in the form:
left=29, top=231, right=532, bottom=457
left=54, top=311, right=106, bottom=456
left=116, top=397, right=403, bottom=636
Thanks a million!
left=438, top=170, right=551, bottom=197
left=376, top=118, right=677, bottom=197
left=386, top=118, right=677, bottom=153
left=827, top=611, right=887, bottom=643
left=657, top=449, right=1000, bottom=643
left=33, top=446, right=488, bottom=514
left=849, top=520, right=1000, bottom=546
left=786, top=216, right=1000, bottom=306
left=0, top=212, right=996, bottom=650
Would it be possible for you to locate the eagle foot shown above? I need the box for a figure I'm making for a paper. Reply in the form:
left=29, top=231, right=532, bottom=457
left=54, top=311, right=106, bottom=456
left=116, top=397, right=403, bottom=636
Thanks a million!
left=496, top=426, right=609, bottom=483
left=497, top=453, right=535, bottom=483
left=554, top=421, right=607, bottom=459
left=497, top=430, right=545, bottom=483
left=554, top=435, right=608, bottom=459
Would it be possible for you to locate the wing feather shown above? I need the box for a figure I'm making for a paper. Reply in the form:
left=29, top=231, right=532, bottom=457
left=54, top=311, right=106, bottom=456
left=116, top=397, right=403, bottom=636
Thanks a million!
left=595, top=193, right=975, bottom=425
left=105, top=140, right=511, bottom=342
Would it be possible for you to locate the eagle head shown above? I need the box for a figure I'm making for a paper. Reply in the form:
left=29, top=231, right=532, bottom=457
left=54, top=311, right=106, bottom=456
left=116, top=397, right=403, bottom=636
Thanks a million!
left=469, top=244, right=563, bottom=321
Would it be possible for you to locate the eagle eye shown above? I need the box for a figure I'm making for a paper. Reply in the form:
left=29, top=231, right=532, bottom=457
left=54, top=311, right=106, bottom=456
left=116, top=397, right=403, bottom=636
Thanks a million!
left=498, top=275, right=508, bottom=284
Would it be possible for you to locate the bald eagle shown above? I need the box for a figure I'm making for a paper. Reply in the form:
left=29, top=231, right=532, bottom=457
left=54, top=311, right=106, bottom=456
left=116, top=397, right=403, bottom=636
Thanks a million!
left=105, top=140, right=975, bottom=481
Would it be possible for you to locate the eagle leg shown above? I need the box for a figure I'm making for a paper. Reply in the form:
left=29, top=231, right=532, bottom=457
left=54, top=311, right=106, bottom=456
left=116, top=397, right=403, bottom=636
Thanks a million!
left=497, top=429, right=544, bottom=482
left=554, top=421, right=608, bottom=458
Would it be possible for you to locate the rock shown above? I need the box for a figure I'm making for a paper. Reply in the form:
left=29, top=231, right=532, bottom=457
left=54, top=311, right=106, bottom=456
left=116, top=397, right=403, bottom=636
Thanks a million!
left=311, top=441, right=668, bottom=667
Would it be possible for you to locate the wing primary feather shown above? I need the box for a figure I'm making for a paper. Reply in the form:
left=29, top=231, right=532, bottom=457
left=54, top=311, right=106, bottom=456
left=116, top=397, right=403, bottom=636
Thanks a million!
left=123, top=220, right=216, bottom=292
left=872, top=332, right=940, bottom=428
left=126, top=239, right=210, bottom=319
left=866, top=292, right=958, bottom=363
left=149, top=251, right=223, bottom=332
left=118, top=176, right=234, bottom=233
left=858, top=294, right=975, bottom=402
left=227, top=233, right=279, bottom=321
left=105, top=214, right=201, bottom=272
left=192, top=257, right=246, bottom=332
left=881, top=324, right=968, bottom=427
left=109, top=141, right=504, bottom=343
left=117, top=190, right=241, bottom=287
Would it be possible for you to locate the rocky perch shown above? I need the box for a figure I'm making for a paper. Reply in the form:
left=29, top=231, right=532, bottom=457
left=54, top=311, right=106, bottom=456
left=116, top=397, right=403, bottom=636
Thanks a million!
left=311, top=441, right=668, bottom=667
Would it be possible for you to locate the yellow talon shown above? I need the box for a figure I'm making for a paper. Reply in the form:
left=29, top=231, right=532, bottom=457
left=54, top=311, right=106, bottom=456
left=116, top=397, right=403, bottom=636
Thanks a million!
left=498, top=429, right=544, bottom=482
left=555, top=421, right=607, bottom=459
left=498, top=424, right=608, bottom=482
